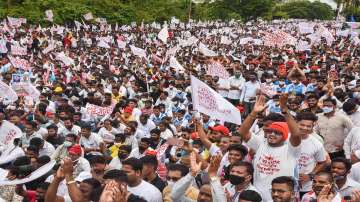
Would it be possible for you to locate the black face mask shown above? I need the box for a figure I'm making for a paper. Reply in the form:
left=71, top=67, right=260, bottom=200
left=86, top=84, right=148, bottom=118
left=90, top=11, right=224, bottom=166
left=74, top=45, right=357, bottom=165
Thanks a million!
left=118, top=153, right=128, bottom=160
left=229, top=174, right=246, bottom=185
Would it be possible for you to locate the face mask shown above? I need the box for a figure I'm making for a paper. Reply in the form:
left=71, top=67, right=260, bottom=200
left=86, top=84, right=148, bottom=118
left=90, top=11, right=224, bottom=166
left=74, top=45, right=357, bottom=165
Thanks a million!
left=334, top=175, right=346, bottom=181
left=322, top=107, right=334, bottom=114
left=167, top=180, right=175, bottom=187
left=63, top=141, right=73, bottom=148
left=118, top=153, right=128, bottom=160
left=279, top=81, right=285, bottom=85
left=235, top=74, right=240, bottom=78
left=229, top=174, right=245, bottom=185
left=266, top=79, right=272, bottom=83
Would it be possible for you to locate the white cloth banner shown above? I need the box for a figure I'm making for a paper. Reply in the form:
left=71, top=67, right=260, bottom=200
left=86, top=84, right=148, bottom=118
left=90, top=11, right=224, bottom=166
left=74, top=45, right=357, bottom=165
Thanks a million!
left=0, top=81, right=18, bottom=103
left=158, top=26, right=169, bottom=43
left=130, top=45, right=147, bottom=59
left=298, top=23, right=314, bottom=34
left=317, top=25, right=335, bottom=45
left=55, top=52, right=75, bottom=66
left=206, top=61, right=229, bottom=79
left=8, top=56, right=31, bottom=71
left=0, top=39, right=8, bottom=53
left=83, top=12, right=93, bottom=21
left=97, top=40, right=110, bottom=49
left=169, top=57, right=185, bottom=71
left=191, top=75, right=242, bottom=125
left=0, top=160, right=55, bottom=186
left=220, top=36, right=232, bottom=45
left=11, top=45, right=27, bottom=56
left=45, top=10, right=54, bottom=22
left=199, top=43, right=217, bottom=57
left=74, top=20, right=82, bottom=30
left=0, top=121, right=22, bottom=146
left=95, top=18, right=107, bottom=24
left=85, top=103, right=114, bottom=118
left=296, top=40, right=311, bottom=51
left=42, top=42, right=55, bottom=54
left=11, top=82, right=40, bottom=100
left=117, top=39, right=126, bottom=49
left=7, top=17, right=25, bottom=27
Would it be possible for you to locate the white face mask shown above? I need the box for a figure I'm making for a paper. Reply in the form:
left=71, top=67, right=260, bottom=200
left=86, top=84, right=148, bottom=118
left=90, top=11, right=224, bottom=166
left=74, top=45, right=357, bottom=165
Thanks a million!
left=167, top=180, right=175, bottom=187
left=63, top=141, right=73, bottom=148
left=279, top=81, right=285, bottom=85
left=322, top=106, right=334, bottom=114
left=266, top=79, right=272, bottom=83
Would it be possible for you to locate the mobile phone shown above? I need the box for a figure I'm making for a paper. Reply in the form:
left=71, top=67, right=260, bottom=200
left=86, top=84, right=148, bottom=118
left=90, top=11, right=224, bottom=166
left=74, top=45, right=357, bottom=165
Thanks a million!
left=343, top=195, right=352, bottom=201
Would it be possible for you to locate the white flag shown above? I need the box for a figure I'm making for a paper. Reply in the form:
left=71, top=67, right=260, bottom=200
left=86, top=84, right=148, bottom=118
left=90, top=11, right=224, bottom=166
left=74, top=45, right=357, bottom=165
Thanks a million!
left=97, top=40, right=110, bottom=49
left=45, top=10, right=54, bottom=22
left=7, top=17, right=24, bottom=27
left=158, top=25, right=169, bottom=43
left=42, top=42, right=55, bottom=54
left=191, top=75, right=242, bottom=124
left=0, top=39, right=8, bottom=53
left=169, top=57, right=185, bottom=71
left=220, top=36, right=232, bottom=45
left=0, top=81, right=18, bottom=104
left=199, top=43, right=217, bottom=57
left=83, top=12, right=93, bottom=21
left=130, top=45, right=147, bottom=59
left=56, top=52, right=75, bottom=66
left=74, top=20, right=82, bottom=30
left=0, top=120, right=22, bottom=146
left=117, top=39, right=126, bottom=49
left=206, top=61, right=229, bottom=79
left=11, top=45, right=27, bottom=56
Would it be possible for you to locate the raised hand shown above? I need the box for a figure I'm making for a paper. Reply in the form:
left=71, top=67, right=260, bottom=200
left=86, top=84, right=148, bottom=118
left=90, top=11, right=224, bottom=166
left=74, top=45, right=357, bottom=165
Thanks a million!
left=62, top=157, right=74, bottom=177
left=190, top=151, right=202, bottom=177
left=208, top=154, right=222, bottom=178
left=279, top=93, right=289, bottom=112
left=253, top=95, right=267, bottom=114
left=317, top=185, right=335, bottom=202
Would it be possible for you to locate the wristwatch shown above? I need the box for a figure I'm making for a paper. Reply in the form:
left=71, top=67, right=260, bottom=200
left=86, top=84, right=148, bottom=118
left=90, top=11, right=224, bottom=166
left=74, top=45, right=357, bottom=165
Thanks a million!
left=66, top=180, right=77, bottom=185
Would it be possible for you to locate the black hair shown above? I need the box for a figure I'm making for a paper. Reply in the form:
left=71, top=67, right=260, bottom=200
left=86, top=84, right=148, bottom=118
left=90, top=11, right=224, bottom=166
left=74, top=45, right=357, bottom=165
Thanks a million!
left=65, top=133, right=78, bottom=141
left=229, top=161, right=254, bottom=176
left=118, top=145, right=132, bottom=153
left=323, top=98, right=337, bottom=106
left=239, top=190, right=262, bottom=202
left=27, top=145, right=40, bottom=154
left=37, top=155, right=51, bottom=166
left=228, top=144, right=248, bottom=157
left=140, top=137, right=152, bottom=145
left=167, top=163, right=189, bottom=177
left=90, top=155, right=107, bottom=166
left=46, top=124, right=58, bottom=130
left=296, top=112, right=318, bottom=122
left=150, top=128, right=161, bottom=135
left=122, top=157, right=143, bottom=172
left=25, top=121, right=38, bottom=129
left=343, top=100, right=357, bottom=114
left=315, top=171, right=333, bottom=183
left=81, top=123, right=92, bottom=130
left=263, top=113, right=285, bottom=122
left=29, top=137, right=44, bottom=148
left=331, top=157, right=352, bottom=172
left=140, top=155, right=158, bottom=168
left=271, top=176, right=295, bottom=192
left=103, top=169, right=128, bottom=183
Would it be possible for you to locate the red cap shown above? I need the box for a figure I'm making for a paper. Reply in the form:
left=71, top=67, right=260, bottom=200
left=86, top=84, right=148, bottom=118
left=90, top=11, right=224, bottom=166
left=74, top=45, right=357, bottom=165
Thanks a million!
left=68, top=144, right=82, bottom=155
left=209, top=125, right=230, bottom=136
left=191, top=132, right=199, bottom=140
left=268, top=122, right=289, bottom=141
left=124, top=106, right=133, bottom=114
left=145, top=149, right=157, bottom=156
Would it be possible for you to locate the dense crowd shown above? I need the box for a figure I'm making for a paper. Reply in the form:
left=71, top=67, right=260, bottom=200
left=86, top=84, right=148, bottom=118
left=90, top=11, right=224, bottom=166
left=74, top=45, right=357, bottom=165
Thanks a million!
left=0, top=17, right=360, bottom=202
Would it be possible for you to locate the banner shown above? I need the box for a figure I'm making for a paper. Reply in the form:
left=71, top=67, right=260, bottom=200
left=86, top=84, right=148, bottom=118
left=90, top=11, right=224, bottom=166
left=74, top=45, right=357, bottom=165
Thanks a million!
left=206, top=61, right=229, bottom=79
left=158, top=26, right=169, bottom=43
left=85, top=103, right=114, bottom=118
left=0, top=160, right=55, bottom=185
left=191, top=75, right=242, bottom=125
left=11, top=45, right=27, bottom=56
left=0, top=81, right=18, bottom=103
left=220, top=36, right=232, bottom=45
left=0, top=39, right=8, bottom=53
left=97, top=40, right=110, bottom=49
left=130, top=45, right=147, bottom=59
left=83, top=12, right=93, bottom=21
left=55, top=52, right=75, bottom=66
left=42, top=42, right=55, bottom=54
left=45, top=10, right=53, bottom=22
left=0, top=120, right=22, bottom=147
left=8, top=56, right=31, bottom=71
left=199, top=42, right=217, bottom=57
left=11, top=82, right=40, bottom=100
left=7, top=17, right=25, bottom=28
left=169, top=57, right=185, bottom=71
left=263, top=30, right=297, bottom=47
left=117, top=39, right=126, bottom=49
left=298, top=23, right=314, bottom=34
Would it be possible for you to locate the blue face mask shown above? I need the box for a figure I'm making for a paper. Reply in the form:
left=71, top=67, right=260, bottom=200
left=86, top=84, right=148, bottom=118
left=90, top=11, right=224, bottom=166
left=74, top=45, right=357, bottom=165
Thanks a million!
left=322, top=107, right=334, bottom=114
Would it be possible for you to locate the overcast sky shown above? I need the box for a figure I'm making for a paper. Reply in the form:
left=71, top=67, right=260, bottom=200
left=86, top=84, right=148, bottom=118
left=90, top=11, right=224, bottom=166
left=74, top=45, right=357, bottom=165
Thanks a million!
left=309, top=0, right=337, bottom=9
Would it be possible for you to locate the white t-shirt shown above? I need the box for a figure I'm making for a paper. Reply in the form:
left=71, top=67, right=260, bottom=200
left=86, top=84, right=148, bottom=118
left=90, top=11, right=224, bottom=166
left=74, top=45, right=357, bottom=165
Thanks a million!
left=109, top=157, right=123, bottom=170
left=349, top=162, right=360, bottom=183
left=246, top=135, right=301, bottom=201
left=79, top=133, right=103, bottom=155
left=97, top=127, right=119, bottom=143
left=298, top=135, right=326, bottom=192
left=127, top=180, right=163, bottom=202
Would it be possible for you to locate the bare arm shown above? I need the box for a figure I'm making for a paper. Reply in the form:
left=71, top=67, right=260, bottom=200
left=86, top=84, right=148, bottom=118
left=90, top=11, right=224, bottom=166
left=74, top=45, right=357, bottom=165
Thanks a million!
left=195, top=120, right=212, bottom=150
left=279, top=93, right=301, bottom=147
left=238, top=95, right=267, bottom=142
left=62, top=158, right=86, bottom=202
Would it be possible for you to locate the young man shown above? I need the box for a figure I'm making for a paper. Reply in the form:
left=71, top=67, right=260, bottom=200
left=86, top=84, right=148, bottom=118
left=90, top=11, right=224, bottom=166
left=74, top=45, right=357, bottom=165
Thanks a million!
left=271, top=176, right=297, bottom=202
left=224, top=161, right=261, bottom=202
left=141, top=155, right=167, bottom=192
left=238, top=95, right=302, bottom=201
left=122, top=157, right=163, bottom=202
left=331, top=157, right=360, bottom=197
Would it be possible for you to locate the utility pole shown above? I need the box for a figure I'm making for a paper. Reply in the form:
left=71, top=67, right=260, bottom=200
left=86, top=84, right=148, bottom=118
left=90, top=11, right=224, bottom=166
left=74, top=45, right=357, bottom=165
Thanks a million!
left=188, top=0, right=192, bottom=22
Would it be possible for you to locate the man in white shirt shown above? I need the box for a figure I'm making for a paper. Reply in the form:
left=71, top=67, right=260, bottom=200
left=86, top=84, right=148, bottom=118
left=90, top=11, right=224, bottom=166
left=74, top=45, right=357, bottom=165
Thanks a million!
left=215, top=76, right=230, bottom=98
left=228, top=70, right=245, bottom=105
left=342, top=100, right=360, bottom=127
left=122, top=157, right=163, bottom=202
left=238, top=95, right=302, bottom=201
left=57, top=116, right=81, bottom=137
left=295, top=112, right=327, bottom=197
left=343, top=127, right=360, bottom=160
left=29, top=137, right=55, bottom=157
left=240, top=72, right=260, bottom=117
left=21, top=121, right=43, bottom=148
left=331, top=157, right=360, bottom=197
left=137, top=114, right=156, bottom=139
left=79, top=124, right=105, bottom=159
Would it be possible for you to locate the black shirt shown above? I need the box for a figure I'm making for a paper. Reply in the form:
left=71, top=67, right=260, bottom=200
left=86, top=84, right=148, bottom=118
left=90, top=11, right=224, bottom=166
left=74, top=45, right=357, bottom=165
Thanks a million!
left=150, top=174, right=167, bottom=192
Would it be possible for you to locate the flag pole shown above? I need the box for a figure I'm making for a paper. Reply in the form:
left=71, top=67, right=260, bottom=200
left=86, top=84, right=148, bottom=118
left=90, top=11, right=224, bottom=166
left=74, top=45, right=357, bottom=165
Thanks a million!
left=188, top=0, right=192, bottom=23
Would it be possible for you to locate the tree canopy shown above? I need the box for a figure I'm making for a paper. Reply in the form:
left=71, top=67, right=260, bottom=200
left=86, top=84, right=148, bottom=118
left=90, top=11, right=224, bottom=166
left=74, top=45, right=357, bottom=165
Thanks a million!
left=0, top=0, right=336, bottom=24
